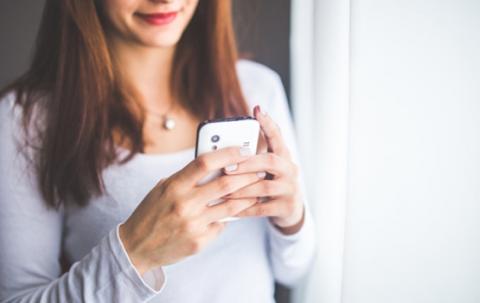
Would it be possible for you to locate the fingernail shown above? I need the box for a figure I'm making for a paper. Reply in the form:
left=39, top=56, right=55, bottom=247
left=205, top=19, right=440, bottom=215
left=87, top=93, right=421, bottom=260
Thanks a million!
left=258, top=105, right=267, bottom=116
left=240, top=147, right=252, bottom=156
left=254, top=105, right=261, bottom=115
left=257, top=171, right=266, bottom=179
left=225, top=164, right=238, bottom=172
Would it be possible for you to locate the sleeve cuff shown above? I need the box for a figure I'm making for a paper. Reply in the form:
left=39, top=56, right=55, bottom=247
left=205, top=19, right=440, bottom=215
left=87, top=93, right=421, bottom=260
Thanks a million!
left=266, top=204, right=317, bottom=286
left=266, top=205, right=313, bottom=242
left=108, top=225, right=167, bottom=297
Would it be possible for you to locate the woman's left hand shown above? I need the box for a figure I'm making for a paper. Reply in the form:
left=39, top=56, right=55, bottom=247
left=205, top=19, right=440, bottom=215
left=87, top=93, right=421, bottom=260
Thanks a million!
left=223, top=105, right=305, bottom=235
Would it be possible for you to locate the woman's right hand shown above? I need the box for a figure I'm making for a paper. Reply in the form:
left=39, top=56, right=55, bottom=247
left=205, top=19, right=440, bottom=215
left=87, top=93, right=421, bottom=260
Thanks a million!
left=119, top=146, right=260, bottom=275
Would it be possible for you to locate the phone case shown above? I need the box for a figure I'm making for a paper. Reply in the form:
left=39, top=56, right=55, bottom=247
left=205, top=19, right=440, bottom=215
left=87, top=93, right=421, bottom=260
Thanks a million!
left=195, top=117, right=260, bottom=222
left=195, top=116, right=260, bottom=158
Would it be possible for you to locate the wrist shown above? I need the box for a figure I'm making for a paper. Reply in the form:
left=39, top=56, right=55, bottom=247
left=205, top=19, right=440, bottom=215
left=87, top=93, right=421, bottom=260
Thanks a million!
left=119, top=223, right=150, bottom=276
left=271, top=204, right=305, bottom=235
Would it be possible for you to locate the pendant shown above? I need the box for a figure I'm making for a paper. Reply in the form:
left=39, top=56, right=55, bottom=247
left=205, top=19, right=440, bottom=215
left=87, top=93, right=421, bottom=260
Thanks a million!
left=163, top=116, right=176, bottom=130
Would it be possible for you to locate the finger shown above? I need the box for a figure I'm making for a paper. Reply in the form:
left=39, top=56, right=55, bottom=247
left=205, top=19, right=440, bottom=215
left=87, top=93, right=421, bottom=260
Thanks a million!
left=235, top=200, right=281, bottom=218
left=204, top=198, right=257, bottom=223
left=254, top=105, right=290, bottom=158
left=256, top=132, right=269, bottom=154
left=176, top=146, right=253, bottom=186
left=207, top=221, right=226, bottom=236
left=226, top=180, right=293, bottom=199
left=189, top=222, right=226, bottom=254
left=194, top=173, right=262, bottom=203
left=223, top=152, right=291, bottom=177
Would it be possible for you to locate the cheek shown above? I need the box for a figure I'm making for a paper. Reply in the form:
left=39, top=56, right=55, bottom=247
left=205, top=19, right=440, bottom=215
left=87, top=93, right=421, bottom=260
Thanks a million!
left=102, top=0, right=139, bottom=26
left=182, top=0, right=200, bottom=22
left=103, top=0, right=138, bottom=10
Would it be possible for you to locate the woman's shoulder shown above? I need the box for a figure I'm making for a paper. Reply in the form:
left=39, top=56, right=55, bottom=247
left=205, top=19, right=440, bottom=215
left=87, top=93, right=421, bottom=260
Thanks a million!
left=236, top=59, right=287, bottom=112
left=0, top=90, right=44, bottom=150
left=236, top=59, right=284, bottom=92
left=0, top=91, right=22, bottom=130
left=236, top=59, right=282, bottom=83
left=0, top=91, right=17, bottom=113
left=0, top=90, right=46, bottom=125
left=0, top=91, right=25, bottom=166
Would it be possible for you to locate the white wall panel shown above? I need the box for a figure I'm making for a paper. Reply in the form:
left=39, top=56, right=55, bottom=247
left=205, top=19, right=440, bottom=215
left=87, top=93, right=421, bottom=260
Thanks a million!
left=343, top=1, right=480, bottom=302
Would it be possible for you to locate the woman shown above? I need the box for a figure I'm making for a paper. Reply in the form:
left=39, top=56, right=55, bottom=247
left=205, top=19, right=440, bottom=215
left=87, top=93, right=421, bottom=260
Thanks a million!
left=0, top=0, right=315, bottom=302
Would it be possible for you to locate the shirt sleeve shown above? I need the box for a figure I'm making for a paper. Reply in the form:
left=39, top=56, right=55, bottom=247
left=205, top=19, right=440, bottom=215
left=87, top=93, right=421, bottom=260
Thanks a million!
left=0, top=94, right=165, bottom=302
left=261, top=72, right=317, bottom=287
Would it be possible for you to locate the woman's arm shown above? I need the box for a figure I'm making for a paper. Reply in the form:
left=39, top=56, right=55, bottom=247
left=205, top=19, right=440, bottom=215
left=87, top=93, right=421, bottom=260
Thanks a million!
left=263, top=73, right=316, bottom=287
left=231, top=66, right=317, bottom=287
left=0, top=95, right=162, bottom=302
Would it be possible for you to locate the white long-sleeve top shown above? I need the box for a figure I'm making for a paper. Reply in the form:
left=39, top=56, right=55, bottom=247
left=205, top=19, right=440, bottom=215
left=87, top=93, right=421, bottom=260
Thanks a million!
left=0, top=60, right=316, bottom=303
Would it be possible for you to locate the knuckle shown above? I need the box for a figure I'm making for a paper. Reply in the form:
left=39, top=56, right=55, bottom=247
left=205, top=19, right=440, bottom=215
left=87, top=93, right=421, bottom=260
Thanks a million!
left=179, top=220, right=196, bottom=234
left=164, top=179, right=181, bottom=196
left=262, top=181, right=274, bottom=195
left=213, top=222, right=226, bottom=234
left=186, top=222, right=198, bottom=234
left=159, top=178, right=172, bottom=191
left=240, top=199, right=256, bottom=211
left=255, top=206, right=267, bottom=217
left=218, top=177, right=234, bottom=193
left=181, top=194, right=195, bottom=206
left=156, top=178, right=167, bottom=188
left=225, top=202, right=238, bottom=216
left=188, top=239, right=202, bottom=254
left=172, top=203, right=189, bottom=218
left=195, top=156, right=210, bottom=172
left=266, top=153, right=278, bottom=167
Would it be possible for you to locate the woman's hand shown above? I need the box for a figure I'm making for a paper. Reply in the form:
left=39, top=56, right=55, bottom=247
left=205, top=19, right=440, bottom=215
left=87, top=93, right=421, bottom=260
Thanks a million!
left=119, top=146, right=260, bottom=275
left=224, top=105, right=305, bottom=235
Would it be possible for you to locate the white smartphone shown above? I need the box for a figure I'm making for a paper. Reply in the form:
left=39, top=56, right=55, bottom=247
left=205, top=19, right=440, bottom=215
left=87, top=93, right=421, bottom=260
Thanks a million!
left=195, top=116, right=260, bottom=221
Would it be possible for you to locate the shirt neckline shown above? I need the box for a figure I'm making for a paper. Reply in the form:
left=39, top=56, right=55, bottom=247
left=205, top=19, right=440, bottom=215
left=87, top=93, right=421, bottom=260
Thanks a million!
left=116, top=145, right=196, bottom=162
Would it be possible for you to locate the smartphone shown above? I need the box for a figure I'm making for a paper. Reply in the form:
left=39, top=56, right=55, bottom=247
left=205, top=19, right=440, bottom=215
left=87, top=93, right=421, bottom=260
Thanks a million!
left=195, top=116, right=260, bottom=220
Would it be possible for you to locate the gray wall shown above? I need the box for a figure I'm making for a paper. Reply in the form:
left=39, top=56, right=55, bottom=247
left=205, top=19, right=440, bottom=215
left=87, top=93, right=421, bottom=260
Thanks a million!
left=233, top=0, right=291, bottom=99
left=0, top=0, right=45, bottom=87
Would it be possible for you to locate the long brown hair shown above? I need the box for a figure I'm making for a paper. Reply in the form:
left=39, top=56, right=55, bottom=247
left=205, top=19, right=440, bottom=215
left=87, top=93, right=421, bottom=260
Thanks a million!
left=0, top=0, right=249, bottom=208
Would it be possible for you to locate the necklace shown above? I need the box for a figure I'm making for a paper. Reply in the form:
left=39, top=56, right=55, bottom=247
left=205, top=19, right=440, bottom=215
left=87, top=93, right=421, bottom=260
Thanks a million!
left=144, top=100, right=176, bottom=131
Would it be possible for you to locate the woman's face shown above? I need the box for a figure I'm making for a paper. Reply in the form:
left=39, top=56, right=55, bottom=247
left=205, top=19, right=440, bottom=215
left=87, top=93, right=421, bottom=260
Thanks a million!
left=102, top=0, right=199, bottom=48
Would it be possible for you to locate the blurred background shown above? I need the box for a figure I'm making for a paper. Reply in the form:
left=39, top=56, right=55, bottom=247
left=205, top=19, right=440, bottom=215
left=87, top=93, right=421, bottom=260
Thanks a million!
left=2, top=1, right=480, bottom=303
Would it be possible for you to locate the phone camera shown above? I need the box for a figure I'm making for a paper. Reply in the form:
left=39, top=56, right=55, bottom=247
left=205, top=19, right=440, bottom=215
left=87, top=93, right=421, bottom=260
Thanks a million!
left=211, top=135, right=220, bottom=143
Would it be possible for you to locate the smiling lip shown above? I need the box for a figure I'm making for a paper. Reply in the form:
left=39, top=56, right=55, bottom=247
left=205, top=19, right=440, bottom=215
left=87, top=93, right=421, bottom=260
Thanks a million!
left=136, top=12, right=178, bottom=26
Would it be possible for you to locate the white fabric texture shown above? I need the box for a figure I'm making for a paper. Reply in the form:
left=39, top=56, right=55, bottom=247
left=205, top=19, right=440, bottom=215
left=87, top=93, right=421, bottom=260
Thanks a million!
left=0, top=60, right=316, bottom=303
left=290, top=1, right=351, bottom=303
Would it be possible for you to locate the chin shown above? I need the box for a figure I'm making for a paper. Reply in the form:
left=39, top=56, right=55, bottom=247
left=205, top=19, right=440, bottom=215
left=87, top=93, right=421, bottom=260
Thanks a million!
left=138, top=40, right=179, bottom=49
left=134, top=31, right=183, bottom=48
